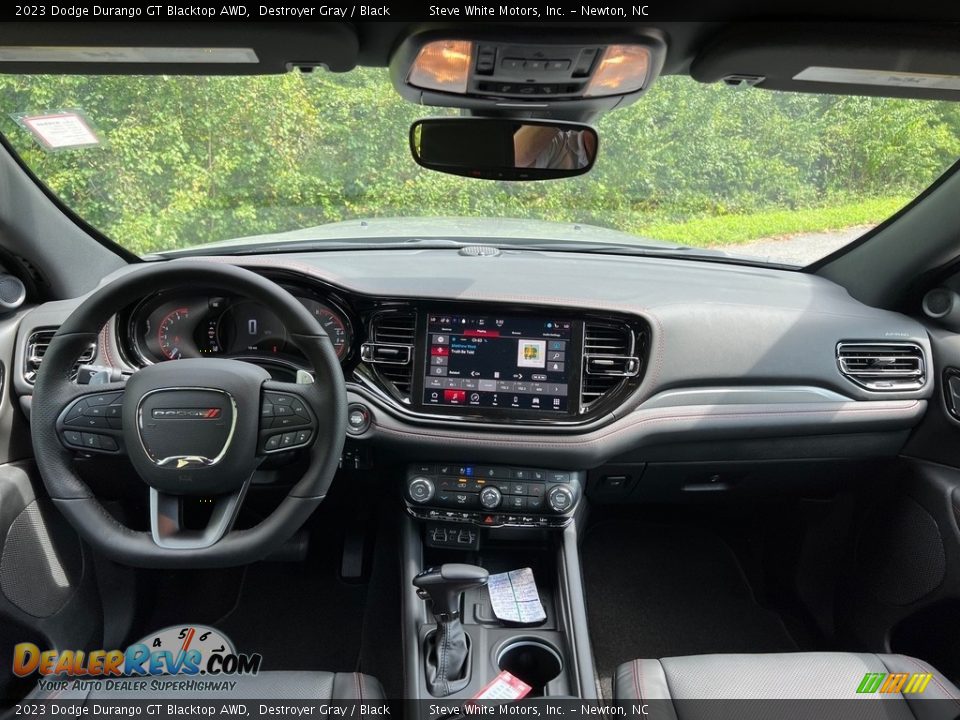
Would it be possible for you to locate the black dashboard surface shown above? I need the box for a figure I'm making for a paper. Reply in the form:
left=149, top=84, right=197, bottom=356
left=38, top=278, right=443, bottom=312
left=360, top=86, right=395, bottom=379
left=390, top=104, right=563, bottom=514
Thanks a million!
left=14, top=247, right=934, bottom=467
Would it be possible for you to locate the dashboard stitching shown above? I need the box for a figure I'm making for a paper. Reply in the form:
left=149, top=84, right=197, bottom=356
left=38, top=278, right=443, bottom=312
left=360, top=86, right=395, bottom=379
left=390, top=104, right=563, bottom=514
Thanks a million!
left=372, top=401, right=924, bottom=449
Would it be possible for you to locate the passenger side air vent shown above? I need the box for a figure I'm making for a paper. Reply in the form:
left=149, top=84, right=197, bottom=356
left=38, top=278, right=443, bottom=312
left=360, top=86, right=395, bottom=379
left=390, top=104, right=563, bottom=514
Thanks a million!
left=837, top=342, right=925, bottom=391
left=581, top=322, right=641, bottom=409
left=24, top=328, right=96, bottom=384
left=361, top=312, right=416, bottom=400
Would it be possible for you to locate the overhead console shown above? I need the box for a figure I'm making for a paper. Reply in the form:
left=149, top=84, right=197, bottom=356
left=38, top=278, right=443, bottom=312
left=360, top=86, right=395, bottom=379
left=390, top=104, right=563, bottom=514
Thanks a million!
left=358, top=304, right=649, bottom=426
left=390, top=28, right=667, bottom=117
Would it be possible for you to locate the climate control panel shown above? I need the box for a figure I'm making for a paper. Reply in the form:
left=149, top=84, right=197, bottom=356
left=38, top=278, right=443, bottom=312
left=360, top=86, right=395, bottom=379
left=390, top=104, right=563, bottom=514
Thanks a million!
left=404, top=463, right=583, bottom=528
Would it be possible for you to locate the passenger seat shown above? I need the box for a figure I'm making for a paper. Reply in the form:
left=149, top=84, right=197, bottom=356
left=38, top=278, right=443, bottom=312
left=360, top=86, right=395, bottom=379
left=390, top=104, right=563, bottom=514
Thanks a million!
left=614, top=652, right=960, bottom=719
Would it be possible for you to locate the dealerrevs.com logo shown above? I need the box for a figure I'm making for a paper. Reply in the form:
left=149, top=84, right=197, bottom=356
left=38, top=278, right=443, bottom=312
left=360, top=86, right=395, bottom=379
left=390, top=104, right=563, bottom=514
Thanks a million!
left=14, top=625, right=261, bottom=692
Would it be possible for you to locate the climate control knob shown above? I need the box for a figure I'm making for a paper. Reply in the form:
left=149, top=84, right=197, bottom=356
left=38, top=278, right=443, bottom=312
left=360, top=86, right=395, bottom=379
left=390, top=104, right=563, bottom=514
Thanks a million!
left=547, top=485, right=575, bottom=513
left=479, top=486, right=502, bottom=509
left=408, top=476, right=435, bottom=504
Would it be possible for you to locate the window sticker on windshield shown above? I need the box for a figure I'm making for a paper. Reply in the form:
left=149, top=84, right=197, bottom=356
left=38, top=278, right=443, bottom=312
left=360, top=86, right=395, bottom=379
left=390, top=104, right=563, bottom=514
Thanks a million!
left=794, top=66, right=960, bottom=91
left=14, top=110, right=100, bottom=151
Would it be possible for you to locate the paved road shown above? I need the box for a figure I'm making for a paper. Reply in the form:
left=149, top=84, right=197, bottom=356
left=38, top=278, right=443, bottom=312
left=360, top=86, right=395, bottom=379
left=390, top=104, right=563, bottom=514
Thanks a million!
left=718, top=225, right=872, bottom=266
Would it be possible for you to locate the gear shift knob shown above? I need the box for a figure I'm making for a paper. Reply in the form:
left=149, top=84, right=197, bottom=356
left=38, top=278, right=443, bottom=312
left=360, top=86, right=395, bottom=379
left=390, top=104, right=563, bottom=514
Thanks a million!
left=414, top=563, right=489, bottom=620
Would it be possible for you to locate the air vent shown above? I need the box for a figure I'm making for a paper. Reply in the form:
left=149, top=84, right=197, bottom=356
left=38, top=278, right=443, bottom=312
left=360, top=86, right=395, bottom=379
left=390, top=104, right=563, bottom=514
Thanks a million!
left=581, top=322, right=641, bottom=409
left=837, top=342, right=925, bottom=391
left=361, top=312, right=416, bottom=400
left=24, top=328, right=96, bottom=384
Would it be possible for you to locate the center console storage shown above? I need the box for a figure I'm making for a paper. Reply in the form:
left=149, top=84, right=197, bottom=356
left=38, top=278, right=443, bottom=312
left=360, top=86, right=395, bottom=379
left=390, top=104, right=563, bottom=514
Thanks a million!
left=400, top=462, right=597, bottom=708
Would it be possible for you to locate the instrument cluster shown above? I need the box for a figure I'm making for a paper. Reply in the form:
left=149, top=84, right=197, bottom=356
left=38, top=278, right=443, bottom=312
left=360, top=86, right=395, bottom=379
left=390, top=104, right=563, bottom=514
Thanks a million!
left=125, top=288, right=353, bottom=369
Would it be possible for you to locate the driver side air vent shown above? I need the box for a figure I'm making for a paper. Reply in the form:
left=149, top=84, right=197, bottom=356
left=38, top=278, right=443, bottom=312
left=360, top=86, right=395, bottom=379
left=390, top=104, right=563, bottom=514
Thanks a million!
left=837, top=342, right=925, bottom=391
left=361, top=312, right=416, bottom=400
left=24, top=328, right=96, bottom=384
left=581, top=322, right=641, bottom=410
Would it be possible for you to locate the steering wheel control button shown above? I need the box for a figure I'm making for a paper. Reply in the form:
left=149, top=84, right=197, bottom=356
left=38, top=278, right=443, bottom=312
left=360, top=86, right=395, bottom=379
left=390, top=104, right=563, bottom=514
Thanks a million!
left=272, top=414, right=307, bottom=429
left=259, top=390, right=317, bottom=454
left=62, top=430, right=83, bottom=447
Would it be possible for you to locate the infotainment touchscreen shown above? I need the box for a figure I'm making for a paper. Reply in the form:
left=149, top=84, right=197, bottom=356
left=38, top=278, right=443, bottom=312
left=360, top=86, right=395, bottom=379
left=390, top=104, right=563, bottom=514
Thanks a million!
left=421, top=312, right=577, bottom=415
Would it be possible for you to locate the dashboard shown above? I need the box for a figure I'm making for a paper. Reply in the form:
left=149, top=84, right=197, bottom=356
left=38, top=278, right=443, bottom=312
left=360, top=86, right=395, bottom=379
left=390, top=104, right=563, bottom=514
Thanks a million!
left=116, top=276, right=648, bottom=423
left=13, top=247, right=936, bottom=468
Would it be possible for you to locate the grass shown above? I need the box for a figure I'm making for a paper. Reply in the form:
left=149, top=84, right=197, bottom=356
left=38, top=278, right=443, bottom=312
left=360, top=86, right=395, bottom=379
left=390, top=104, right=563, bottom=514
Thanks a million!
left=629, top=196, right=910, bottom=247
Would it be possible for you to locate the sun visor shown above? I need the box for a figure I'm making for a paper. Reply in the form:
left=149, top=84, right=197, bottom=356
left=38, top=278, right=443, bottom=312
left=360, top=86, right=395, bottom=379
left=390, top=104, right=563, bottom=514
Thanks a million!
left=691, top=23, right=960, bottom=101
left=0, top=22, right=358, bottom=74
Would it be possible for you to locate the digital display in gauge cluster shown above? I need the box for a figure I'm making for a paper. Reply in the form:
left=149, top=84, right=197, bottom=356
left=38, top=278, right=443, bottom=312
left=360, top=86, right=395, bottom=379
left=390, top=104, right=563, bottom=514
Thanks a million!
left=132, top=293, right=351, bottom=365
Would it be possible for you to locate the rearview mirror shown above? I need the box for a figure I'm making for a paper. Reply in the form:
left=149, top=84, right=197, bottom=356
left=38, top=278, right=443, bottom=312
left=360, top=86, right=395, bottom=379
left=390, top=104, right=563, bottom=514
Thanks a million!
left=410, top=118, right=598, bottom=180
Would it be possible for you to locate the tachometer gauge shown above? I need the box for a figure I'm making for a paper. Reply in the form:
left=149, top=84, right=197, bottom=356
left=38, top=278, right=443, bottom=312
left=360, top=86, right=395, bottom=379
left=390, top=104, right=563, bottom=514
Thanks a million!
left=300, top=298, right=351, bottom=360
left=157, top=307, right=191, bottom=360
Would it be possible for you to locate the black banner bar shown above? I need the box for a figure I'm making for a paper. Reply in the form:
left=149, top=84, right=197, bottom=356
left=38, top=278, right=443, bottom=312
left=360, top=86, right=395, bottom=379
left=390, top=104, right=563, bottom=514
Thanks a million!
left=2, top=1, right=960, bottom=22
left=10, top=698, right=960, bottom=719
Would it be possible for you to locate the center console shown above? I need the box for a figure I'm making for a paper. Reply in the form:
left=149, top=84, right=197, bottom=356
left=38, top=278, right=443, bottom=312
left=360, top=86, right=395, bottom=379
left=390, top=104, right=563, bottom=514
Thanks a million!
left=380, top=307, right=634, bottom=706
left=400, top=460, right=597, bottom=708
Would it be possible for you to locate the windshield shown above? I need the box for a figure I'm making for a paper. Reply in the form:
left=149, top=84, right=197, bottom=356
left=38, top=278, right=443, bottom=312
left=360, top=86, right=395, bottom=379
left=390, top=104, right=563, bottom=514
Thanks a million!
left=0, top=68, right=958, bottom=265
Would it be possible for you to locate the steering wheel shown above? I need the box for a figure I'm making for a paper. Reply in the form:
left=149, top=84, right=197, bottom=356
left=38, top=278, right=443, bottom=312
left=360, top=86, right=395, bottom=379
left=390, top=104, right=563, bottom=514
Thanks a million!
left=31, top=262, right=347, bottom=568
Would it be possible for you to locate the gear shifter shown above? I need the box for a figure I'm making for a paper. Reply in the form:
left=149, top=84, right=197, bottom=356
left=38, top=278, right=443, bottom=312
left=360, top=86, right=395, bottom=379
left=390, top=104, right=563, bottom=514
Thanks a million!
left=414, top=563, right=489, bottom=696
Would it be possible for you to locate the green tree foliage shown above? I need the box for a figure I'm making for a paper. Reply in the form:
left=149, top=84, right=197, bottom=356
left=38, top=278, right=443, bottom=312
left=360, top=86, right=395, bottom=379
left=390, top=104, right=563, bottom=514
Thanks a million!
left=0, top=69, right=957, bottom=254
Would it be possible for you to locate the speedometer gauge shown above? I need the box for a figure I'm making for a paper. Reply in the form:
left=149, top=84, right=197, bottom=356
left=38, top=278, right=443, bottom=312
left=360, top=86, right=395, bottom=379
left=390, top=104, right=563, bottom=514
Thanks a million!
left=157, top=307, right=191, bottom=359
left=300, top=298, right=351, bottom=360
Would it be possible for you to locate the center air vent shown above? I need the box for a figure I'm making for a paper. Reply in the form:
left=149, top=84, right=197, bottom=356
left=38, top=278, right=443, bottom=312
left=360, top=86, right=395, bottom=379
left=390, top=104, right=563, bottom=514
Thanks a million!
left=361, top=312, right=416, bottom=400
left=581, top=322, right=641, bottom=409
left=24, top=328, right=96, bottom=384
left=837, top=342, right=925, bottom=391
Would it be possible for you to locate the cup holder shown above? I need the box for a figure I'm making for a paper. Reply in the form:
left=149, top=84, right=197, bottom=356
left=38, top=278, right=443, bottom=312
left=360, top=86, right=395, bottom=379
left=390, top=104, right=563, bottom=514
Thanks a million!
left=496, top=639, right=563, bottom=697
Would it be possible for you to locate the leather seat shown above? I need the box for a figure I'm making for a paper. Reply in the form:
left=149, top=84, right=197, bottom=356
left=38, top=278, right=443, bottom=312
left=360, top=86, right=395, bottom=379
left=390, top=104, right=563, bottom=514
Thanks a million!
left=614, top=652, right=960, bottom=720
left=28, top=671, right=385, bottom=701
